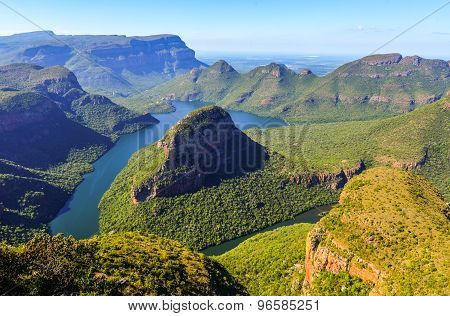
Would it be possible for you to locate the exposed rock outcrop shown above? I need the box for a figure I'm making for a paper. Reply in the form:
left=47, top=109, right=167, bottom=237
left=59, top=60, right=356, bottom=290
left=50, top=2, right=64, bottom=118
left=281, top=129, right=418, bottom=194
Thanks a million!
left=360, top=53, right=402, bottom=66
left=131, top=106, right=267, bottom=202
left=376, top=147, right=429, bottom=171
left=302, top=167, right=450, bottom=295
left=304, top=226, right=384, bottom=289
left=299, top=68, right=312, bottom=76
left=283, top=161, right=365, bottom=190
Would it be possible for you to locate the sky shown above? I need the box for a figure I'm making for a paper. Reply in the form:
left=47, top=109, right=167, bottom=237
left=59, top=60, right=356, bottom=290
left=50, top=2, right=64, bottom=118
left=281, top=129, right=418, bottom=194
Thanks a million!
left=0, top=0, right=449, bottom=58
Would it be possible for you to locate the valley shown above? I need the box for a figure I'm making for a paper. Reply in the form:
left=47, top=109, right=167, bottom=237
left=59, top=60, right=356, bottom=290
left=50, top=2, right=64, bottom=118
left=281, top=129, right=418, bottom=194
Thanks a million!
left=0, top=29, right=449, bottom=298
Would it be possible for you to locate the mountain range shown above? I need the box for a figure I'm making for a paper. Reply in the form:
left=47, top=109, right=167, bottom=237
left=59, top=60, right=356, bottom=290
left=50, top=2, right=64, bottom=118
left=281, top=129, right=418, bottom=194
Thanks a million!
left=0, top=31, right=206, bottom=96
left=126, top=54, right=449, bottom=122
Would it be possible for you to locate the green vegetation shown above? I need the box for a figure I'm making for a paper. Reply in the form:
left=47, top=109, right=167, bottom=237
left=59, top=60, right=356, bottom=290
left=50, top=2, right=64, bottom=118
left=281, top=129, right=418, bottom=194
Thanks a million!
left=99, top=151, right=337, bottom=250
left=0, top=146, right=108, bottom=244
left=246, top=98, right=450, bottom=198
left=122, top=60, right=239, bottom=114
left=216, top=224, right=313, bottom=295
left=0, top=63, right=158, bottom=137
left=0, top=232, right=246, bottom=295
left=0, top=89, right=112, bottom=244
left=309, top=167, right=450, bottom=295
left=100, top=98, right=448, bottom=254
left=126, top=55, right=449, bottom=123
left=0, top=63, right=160, bottom=243
left=311, top=272, right=374, bottom=296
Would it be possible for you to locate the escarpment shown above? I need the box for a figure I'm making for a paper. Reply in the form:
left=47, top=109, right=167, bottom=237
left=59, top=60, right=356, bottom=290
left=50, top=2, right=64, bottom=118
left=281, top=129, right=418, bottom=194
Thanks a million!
left=0, top=32, right=206, bottom=95
left=0, top=63, right=158, bottom=135
left=131, top=106, right=267, bottom=202
left=303, top=167, right=450, bottom=295
left=285, top=161, right=365, bottom=190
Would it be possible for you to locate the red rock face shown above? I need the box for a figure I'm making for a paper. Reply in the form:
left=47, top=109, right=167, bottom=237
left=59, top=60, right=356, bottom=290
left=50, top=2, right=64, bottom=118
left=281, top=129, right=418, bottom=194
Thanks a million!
left=304, top=226, right=384, bottom=292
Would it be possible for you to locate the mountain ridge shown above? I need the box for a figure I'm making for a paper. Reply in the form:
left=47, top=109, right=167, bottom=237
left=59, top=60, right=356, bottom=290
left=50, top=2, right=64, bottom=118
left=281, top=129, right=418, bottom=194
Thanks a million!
left=0, top=31, right=206, bottom=96
left=126, top=53, right=449, bottom=123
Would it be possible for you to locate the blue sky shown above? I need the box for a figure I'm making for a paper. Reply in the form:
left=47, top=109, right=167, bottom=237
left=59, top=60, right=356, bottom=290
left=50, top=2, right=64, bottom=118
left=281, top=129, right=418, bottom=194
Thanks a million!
left=0, top=0, right=449, bottom=57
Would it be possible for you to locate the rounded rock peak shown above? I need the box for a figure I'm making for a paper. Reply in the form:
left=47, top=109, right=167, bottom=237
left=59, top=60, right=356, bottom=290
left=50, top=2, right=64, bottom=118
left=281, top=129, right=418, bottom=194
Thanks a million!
left=299, top=68, right=313, bottom=75
left=209, top=60, right=236, bottom=74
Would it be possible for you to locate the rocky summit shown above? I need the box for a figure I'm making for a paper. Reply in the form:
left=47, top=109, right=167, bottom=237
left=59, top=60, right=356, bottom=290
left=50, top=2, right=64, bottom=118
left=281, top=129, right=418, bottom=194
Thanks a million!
left=135, top=53, right=449, bottom=123
left=131, top=106, right=267, bottom=202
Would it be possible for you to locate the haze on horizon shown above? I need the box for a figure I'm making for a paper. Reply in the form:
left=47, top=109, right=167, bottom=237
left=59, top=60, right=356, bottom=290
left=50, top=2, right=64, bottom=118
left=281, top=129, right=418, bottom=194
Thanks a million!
left=0, top=0, right=449, bottom=59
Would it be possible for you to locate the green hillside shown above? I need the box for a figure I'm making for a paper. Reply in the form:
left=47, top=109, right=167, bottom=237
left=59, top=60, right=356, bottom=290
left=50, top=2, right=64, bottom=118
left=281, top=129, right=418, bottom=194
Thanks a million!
left=0, top=63, right=158, bottom=137
left=117, top=60, right=240, bottom=114
left=0, top=232, right=246, bottom=295
left=216, top=224, right=313, bottom=296
left=246, top=97, right=450, bottom=199
left=0, top=64, right=160, bottom=244
left=100, top=98, right=449, bottom=253
left=305, top=167, right=450, bottom=295
left=125, top=54, right=449, bottom=123
left=0, top=90, right=111, bottom=243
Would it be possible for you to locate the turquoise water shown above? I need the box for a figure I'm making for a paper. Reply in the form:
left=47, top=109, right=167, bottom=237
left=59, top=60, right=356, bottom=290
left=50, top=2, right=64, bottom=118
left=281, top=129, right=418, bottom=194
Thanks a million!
left=49, top=102, right=286, bottom=239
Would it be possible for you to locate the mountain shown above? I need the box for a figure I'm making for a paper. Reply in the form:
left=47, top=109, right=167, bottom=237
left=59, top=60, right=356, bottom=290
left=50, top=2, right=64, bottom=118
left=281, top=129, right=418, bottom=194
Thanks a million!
left=245, top=97, right=450, bottom=199
left=0, top=90, right=111, bottom=169
left=217, top=167, right=449, bottom=296
left=304, top=167, right=449, bottom=295
left=0, top=232, right=246, bottom=295
left=0, top=89, right=111, bottom=243
left=0, top=31, right=206, bottom=96
left=128, top=54, right=449, bottom=123
left=99, top=105, right=337, bottom=249
left=120, top=60, right=240, bottom=113
left=130, top=106, right=267, bottom=202
left=100, top=98, right=449, bottom=251
left=0, top=64, right=158, bottom=243
left=0, top=63, right=158, bottom=136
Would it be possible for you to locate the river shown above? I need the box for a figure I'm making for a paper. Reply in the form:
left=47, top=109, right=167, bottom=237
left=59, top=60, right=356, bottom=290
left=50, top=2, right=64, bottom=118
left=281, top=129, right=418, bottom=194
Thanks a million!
left=50, top=101, right=329, bottom=255
left=50, top=101, right=286, bottom=239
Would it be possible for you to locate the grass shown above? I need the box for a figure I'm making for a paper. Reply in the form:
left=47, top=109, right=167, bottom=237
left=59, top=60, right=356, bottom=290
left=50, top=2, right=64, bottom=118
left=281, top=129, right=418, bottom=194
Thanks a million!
left=310, top=167, right=450, bottom=295
left=215, top=223, right=313, bottom=296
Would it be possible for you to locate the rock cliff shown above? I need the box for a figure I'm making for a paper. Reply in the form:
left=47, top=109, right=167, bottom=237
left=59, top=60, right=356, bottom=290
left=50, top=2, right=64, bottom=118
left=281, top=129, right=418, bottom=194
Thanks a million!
left=0, top=31, right=206, bottom=95
left=303, top=167, right=450, bottom=295
left=285, top=161, right=365, bottom=190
